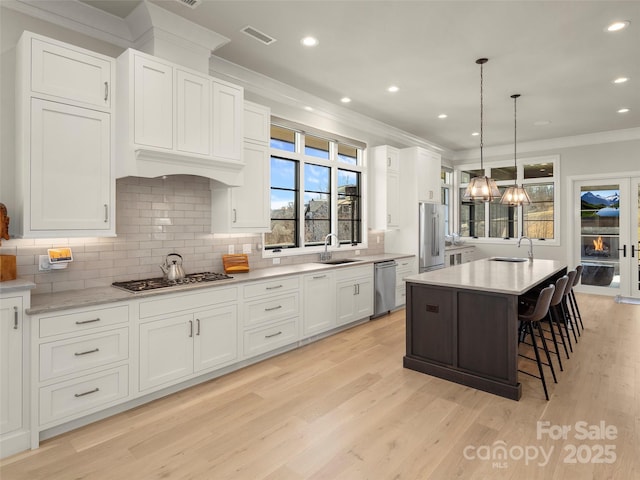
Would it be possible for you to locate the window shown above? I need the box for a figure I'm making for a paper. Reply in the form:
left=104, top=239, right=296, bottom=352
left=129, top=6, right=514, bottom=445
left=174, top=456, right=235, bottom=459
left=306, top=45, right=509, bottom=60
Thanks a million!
left=441, top=167, right=453, bottom=235
left=265, top=123, right=364, bottom=252
left=457, top=156, right=558, bottom=241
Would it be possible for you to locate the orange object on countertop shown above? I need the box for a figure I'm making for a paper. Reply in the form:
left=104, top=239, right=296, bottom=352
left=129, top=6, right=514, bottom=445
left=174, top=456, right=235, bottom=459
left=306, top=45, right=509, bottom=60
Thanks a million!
left=0, top=255, right=17, bottom=282
left=222, top=254, right=250, bottom=273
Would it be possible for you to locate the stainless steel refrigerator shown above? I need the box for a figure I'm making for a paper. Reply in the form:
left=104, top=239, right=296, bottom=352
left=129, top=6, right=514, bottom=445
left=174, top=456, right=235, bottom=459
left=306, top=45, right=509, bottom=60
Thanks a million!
left=419, top=202, right=446, bottom=272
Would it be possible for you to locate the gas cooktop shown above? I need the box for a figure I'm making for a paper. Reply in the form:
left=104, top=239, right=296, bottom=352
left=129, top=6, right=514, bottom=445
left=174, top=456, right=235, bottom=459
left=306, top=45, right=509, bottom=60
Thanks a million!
left=112, top=272, right=233, bottom=293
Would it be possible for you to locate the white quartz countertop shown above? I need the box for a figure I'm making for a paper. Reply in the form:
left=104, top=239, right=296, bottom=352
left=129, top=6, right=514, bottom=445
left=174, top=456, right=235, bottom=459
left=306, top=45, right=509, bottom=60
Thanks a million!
left=405, top=258, right=566, bottom=295
left=0, top=278, right=36, bottom=293
left=27, top=253, right=413, bottom=315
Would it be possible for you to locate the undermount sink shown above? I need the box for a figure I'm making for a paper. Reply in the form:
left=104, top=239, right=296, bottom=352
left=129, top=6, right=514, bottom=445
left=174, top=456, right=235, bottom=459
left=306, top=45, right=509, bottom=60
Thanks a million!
left=316, top=259, right=359, bottom=265
left=490, top=257, right=529, bottom=262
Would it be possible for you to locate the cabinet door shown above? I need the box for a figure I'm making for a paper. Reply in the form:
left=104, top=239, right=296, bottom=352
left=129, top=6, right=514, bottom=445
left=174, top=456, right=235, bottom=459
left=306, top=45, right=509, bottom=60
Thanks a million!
left=354, top=277, right=374, bottom=319
left=387, top=171, right=401, bottom=228
left=415, top=149, right=441, bottom=203
left=386, top=147, right=400, bottom=172
left=244, top=101, right=270, bottom=145
left=134, top=55, right=173, bottom=149
left=30, top=98, right=111, bottom=231
left=139, top=314, right=193, bottom=391
left=212, top=81, right=243, bottom=161
left=176, top=69, right=210, bottom=155
left=193, top=305, right=237, bottom=373
left=303, top=272, right=336, bottom=336
left=231, top=143, right=270, bottom=230
left=0, top=297, right=22, bottom=435
left=31, top=37, right=112, bottom=109
left=336, top=280, right=358, bottom=325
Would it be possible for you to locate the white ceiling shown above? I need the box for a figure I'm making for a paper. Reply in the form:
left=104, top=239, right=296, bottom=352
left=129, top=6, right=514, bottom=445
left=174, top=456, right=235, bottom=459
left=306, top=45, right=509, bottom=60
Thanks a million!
left=80, top=0, right=639, bottom=152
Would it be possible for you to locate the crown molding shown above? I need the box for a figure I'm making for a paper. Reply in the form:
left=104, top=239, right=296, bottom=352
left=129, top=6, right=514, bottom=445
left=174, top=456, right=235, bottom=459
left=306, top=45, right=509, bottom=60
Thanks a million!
left=453, top=127, right=640, bottom=162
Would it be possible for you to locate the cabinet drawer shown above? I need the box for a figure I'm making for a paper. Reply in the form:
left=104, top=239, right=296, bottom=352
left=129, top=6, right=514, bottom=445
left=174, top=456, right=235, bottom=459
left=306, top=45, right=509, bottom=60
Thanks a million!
left=335, top=264, right=373, bottom=282
left=243, top=277, right=299, bottom=298
left=395, top=285, right=406, bottom=307
left=243, top=318, right=298, bottom=358
left=39, top=328, right=129, bottom=381
left=39, top=305, right=129, bottom=338
left=39, top=365, right=128, bottom=425
left=139, top=286, right=237, bottom=318
left=243, top=293, right=299, bottom=328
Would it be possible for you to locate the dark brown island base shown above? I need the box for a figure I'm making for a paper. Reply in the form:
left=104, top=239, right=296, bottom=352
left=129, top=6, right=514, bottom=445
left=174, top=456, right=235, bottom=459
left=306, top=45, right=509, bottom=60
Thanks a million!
left=403, top=258, right=567, bottom=400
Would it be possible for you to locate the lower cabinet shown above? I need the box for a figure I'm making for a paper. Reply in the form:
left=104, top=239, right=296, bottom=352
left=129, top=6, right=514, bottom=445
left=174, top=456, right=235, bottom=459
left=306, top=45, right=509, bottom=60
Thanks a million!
left=302, top=271, right=336, bottom=337
left=139, top=304, right=238, bottom=392
left=395, top=257, right=417, bottom=308
left=335, top=265, right=374, bottom=326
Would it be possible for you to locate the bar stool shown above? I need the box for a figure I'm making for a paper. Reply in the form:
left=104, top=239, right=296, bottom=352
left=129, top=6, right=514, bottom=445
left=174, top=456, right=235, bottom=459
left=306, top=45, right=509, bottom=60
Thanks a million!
left=568, top=265, right=584, bottom=333
left=518, top=284, right=556, bottom=400
left=544, top=275, right=570, bottom=369
left=562, top=270, right=579, bottom=344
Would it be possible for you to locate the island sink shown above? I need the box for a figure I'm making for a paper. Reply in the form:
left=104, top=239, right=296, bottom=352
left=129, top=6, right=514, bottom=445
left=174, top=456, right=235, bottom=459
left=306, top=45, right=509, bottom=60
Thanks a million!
left=490, top=257, right=529, bottom=262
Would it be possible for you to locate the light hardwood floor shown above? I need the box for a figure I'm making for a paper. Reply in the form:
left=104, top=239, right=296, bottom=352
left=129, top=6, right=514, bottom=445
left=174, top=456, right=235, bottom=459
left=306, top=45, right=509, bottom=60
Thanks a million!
left=1, top=293, right=638, bottom=479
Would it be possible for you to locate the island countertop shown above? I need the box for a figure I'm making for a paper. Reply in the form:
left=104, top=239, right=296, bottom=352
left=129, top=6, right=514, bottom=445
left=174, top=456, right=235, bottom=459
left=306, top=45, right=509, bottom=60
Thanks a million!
left=404, top=258, right=567, bottom=295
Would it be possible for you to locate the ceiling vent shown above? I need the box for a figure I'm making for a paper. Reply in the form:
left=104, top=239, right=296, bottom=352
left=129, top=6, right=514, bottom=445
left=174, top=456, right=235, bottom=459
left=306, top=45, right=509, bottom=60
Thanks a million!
left=241, top=25, right=277, bottom=45
left=173, top=0, right=201, bottom=9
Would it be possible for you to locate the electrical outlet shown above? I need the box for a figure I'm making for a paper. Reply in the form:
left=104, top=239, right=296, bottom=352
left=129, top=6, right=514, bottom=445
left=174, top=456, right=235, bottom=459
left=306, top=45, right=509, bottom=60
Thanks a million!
left=377, top=235, right=380, bottom=244
left=228, top=244, right=234, bottom=254
left=39, top=255, right=51, bottom=271
left=272, top=258, right=281, bottom=265
left=355, top=250, right=360, bottom=255
left=242, top=244, right=251, bottom=254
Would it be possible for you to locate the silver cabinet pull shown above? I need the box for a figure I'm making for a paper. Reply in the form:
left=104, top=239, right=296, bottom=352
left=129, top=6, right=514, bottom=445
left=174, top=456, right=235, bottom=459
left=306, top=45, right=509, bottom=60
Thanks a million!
left=387, top=156, right=391, bottom=167
left=104, top=82, right=108, bottom=102
left=232, top=208, right=237, bottom=223
left=356, top=284, right=360, bottom=295
left=104, top=204, right=108, bottom=223
left=196, top=318, right=201, bottom=336
left=74, top=348, right=100, bottom=356
left=75, top=317, right=100, bottom=325
left=75, top=387, right=100, bottom=398
left=265, top=331, right=282, bottom=339
left=189, top=320, right=193, bottom=338
left=312, top=275, right=326, bottom=279
left=264, top=305, right=282, bottom=312
left=266, top=285, right=283, bottom=290
left=13, top=306, right=18, bottom=330
left=387, top=214, right=391, bottom=224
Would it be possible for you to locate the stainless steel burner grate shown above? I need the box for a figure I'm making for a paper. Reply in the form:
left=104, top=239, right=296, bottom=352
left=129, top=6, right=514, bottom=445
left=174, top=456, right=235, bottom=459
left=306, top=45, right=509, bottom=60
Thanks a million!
left=112, top=272, right=233, bottom=292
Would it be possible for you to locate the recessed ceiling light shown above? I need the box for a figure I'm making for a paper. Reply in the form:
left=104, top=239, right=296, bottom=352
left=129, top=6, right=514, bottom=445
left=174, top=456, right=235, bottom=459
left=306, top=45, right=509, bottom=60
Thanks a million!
left=341, top=97, right=351, bottom=103
left=471, top=132, right=479, bottom=136
left=534, top=120, right=551, bottom=126
left=617, top=108, right=630, bottom=113
left=606, top=21, right=630, bottom=32
left=612, top=77, right=629, bottom=84
left=438, top=114, right=448, bottom=119
left=301, top=36, right=318, bottom=47
left=387, top=85, right=399, bottom=93
left=304, top=106, right=314, bottom=112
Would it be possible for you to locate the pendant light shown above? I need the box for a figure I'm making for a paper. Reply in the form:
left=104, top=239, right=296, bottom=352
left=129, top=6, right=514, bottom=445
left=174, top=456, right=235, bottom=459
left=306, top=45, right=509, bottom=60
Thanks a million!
left=500, top=94, right=531, bottom=206
left=462, top=58, right=501, bottom=202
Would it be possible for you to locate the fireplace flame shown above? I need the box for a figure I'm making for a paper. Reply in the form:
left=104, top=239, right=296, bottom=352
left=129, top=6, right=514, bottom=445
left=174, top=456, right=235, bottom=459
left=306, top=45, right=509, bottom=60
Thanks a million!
left=593, top=236, right=604, bottom=251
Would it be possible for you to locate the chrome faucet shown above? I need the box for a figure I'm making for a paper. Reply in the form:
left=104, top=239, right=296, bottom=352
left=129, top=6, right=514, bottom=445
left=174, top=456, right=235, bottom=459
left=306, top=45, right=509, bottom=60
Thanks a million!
left=518, top=235, right=534, bottom=261
left=320, top=233, right=340, bottom=261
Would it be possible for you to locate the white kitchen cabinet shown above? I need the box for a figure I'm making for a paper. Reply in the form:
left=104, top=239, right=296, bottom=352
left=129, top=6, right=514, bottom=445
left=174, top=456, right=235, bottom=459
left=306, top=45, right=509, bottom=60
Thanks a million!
left=369, top=145, right=400, bottom=230
left=133, top=54, right=173, bottom=149
left=32, top=303, right=131, bottom=431
left=0, top=297, right=23, bottom=438
left=116, top=49, right=244, bottom=183
left=335, top=264, right=374, bottom=326
left=211, top=101, right=271, bottom=233
left=30, top=36, right=112, bottom=109
left=241, top=277, right=300, bottom=359
left=445, top=246, right=475, bottom=267
left=402, top=146, right=442, bottom=203
left=302, top=271, right=336, bottom=337
left=15, top=32, right=115, bottom=238
left=394, top=257, right=417, bottom=308
left=138, top=288, right=239, bottom=391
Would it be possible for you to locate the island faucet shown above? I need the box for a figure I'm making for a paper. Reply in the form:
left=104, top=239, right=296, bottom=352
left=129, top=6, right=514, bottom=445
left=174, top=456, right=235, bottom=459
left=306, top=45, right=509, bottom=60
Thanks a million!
left=320, top=233, right=340, bottom=261
left=518, top=235, right=534, bottom=261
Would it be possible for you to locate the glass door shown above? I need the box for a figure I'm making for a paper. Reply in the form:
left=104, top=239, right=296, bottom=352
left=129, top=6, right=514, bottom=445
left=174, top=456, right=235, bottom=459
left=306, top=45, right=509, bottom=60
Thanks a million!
left=574, top=178, right=638, bottom=298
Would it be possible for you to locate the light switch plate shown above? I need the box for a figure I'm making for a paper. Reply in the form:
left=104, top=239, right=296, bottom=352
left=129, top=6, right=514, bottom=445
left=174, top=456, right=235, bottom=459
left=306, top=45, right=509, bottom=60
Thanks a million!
left=272, top=258, right=280, bottom=265
left=228, top=244, right=234, bottom=254
left=242, top=244, right=251, bottom=254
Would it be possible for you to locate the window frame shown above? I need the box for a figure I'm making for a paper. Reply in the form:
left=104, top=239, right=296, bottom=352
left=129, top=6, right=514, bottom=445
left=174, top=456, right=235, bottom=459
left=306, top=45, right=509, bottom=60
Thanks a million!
left=263, top=123, right=366, bottom=258
left=455, top=155, right=560, bottom=245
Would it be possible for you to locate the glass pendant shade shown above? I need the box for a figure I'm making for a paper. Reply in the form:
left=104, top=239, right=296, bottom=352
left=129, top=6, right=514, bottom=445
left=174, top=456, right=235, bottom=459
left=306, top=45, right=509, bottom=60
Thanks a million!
left=500, top=185, right=531, bottom=205
left=463, top=176, right=501, bottom=202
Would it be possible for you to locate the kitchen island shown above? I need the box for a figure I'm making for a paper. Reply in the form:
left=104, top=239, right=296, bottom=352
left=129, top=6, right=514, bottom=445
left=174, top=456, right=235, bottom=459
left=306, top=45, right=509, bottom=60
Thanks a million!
left=403, top=258, right=567, bottom=400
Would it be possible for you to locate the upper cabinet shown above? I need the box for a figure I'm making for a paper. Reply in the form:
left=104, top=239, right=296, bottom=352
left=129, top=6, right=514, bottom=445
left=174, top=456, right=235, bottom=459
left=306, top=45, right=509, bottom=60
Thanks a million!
left=15, top=31, right=115, bottom=238
left=116, top=49, right=244, bottom=184
left=211, top=101, right=271, bottom=233
left=400, top=147, right=442, bottom=204
left=369, top=145, right=400, bottom=230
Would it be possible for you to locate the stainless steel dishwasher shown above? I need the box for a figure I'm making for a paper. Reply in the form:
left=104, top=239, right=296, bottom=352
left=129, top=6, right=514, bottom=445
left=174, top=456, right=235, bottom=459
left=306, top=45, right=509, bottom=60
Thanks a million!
left=373, top=260, right=397, bottom=318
